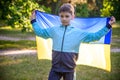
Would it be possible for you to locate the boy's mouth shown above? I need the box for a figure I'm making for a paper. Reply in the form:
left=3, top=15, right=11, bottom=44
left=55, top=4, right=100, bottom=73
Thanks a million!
left=62, top=22, right=69, bottom=25
left=62, top=21, right=69, bottom=24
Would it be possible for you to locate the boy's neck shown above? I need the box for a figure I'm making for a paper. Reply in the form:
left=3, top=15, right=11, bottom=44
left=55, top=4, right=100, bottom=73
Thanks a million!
left=62, top=24, right=70, bottom=27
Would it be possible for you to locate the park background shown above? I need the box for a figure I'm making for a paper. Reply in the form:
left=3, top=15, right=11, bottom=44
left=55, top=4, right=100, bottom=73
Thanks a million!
left=0, top=0, right=120, bottom=80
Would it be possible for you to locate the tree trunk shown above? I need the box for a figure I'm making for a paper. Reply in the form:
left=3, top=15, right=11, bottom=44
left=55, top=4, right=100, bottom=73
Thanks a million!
left=51, top=0, right=61, bottom=15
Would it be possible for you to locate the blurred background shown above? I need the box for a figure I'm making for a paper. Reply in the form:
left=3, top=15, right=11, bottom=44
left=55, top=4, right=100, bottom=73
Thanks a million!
left=0, top=0, right=120, bottom=32
left=0, top=0, right=120, bottom=80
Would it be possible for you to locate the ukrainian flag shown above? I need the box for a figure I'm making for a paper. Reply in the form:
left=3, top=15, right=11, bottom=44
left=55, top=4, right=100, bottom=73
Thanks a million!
left=35, top=10, right=111, bottom=72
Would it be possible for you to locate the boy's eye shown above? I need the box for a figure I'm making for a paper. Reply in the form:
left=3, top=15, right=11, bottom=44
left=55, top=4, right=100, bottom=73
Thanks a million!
left=60, top=15, right=70, bottom=18
left=65, top=15, right=69, bottom=18
left=60, top=15, right=64, bottom=18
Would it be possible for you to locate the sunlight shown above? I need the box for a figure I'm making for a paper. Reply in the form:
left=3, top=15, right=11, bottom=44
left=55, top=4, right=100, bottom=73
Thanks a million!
left=112, top=22, right=120, bottom=28
left=0, top=59, right=23, bottom=66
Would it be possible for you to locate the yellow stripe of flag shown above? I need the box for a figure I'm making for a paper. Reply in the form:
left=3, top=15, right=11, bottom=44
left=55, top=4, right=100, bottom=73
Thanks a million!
left=36, top=36, right=111, bottom=72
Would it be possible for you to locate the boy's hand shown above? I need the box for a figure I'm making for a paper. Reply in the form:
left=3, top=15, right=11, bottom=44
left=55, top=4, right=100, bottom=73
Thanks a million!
left=30, top=10, right=36, bottom=20
left=109, top=16, right=116, bottom=25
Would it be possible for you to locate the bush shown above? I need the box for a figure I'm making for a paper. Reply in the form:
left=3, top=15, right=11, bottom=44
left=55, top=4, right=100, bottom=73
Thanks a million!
left=100, top=1, right=113, bottom=17
left=0, top=0, right=11, bottom=20
left=75, top=3, right=89, bottom=17
left=110, top=0, right=120, bottom=20
left=7, top=0, right=47, bottom=32
left=100, top=0, right=120, bottom=20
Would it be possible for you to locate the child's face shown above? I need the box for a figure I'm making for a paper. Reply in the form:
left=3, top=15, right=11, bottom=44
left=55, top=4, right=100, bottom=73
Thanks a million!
left=59, top=12, right=73, bottom=26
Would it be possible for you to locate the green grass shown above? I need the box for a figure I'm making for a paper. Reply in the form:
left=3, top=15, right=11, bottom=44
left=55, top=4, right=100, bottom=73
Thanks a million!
left=0, top=53, right=120, bottom=80
left=108, top=21, right=120, bottom=48
left=0, top=26, right=36, bottom=50
left=0, top=40, right=36, bottom=50
left=112, top=21, right=120, bottom=40
left=111, top=41, right=120, bottom=48
left=112, top=27, right=120, bottom=39
left=76, top=53, right=120, bottom=80
left=0, top=55, right=51, bottom=80
left=0, top=21, right=120, bottom=80
left=0, top=26, right=34, bottom=38
left=0, top=27, right=119, bottom=50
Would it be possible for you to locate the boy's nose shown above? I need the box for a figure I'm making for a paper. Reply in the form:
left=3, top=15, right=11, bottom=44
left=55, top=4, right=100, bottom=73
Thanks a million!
left=62, top=17, right=67, bottom=20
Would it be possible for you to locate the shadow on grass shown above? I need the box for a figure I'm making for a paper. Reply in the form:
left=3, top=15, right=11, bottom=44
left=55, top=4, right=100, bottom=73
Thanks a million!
left=0, top=53, right=120, bottom=80
left=0, top=55, right=51, bottom=80
left=0, top=27, right=34, bottom=38
left=0, top=40, right=36, bottom=50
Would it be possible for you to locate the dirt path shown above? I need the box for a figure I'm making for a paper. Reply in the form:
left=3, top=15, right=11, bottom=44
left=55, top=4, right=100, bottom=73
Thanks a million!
left=0, top=36, right=120, bottom=56
left=0, top=49, right=120, bottom=56
left=0, top=36, right=35, bottom=41
left=0, top=50, right=37, bottom=56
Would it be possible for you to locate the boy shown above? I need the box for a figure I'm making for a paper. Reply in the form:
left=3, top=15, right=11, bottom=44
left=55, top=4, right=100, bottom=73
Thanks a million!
left=30, top=3, right=115, bottom=80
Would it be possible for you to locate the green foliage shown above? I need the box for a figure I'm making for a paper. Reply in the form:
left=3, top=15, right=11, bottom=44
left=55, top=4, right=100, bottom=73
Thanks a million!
left=7, top=0, right=42, bottom=32
left=110, top=0, right=120, bottom=20
left=0, top=0, right=11, bottom=19
left=89, top=9, right=100, bottom=17
left=75, top=3, right=89, bottom=17
left=100, top=0, right=120, bottom=20
left=0, top=0, right=51, bottom=32
left=100, top=0, right=113, bottom=17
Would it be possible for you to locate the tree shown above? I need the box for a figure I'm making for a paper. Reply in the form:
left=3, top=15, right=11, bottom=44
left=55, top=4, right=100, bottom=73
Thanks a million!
left=1, top=0, right=119, bottom=32
left=36, top=0, right=61, bottom=15
left=100, top=0, right=113, bottom=17
left=7, top=0, right=45, bottom=32
left=0, top=0, right=11, bottom=19
left=87, top=0, right=103, bottom=17
left=75, top=3, right=89, bottom=17
left=110, top=0, right=120, bottom=20
left=100, top=0, right=120, bottom=20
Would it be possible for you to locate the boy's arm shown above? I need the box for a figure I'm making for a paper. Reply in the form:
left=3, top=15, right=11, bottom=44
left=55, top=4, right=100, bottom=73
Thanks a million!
left=31, top=19, right=53, bottom=39
left=82, top=24, right=111, bottom=43
left=82, top=16, right=115, bottom=43
left=30, top=10, right=53, bottom=39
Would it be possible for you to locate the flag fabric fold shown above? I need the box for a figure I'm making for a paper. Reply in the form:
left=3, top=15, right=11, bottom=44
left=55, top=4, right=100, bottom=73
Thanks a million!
left=35, top=10, right=111, bottom=71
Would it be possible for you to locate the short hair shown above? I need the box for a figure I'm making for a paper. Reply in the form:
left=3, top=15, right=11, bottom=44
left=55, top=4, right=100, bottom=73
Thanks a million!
left=59, top=3, right=75, bottom=16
